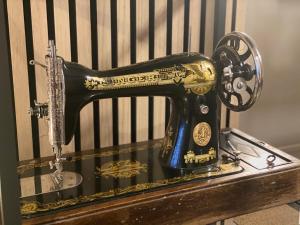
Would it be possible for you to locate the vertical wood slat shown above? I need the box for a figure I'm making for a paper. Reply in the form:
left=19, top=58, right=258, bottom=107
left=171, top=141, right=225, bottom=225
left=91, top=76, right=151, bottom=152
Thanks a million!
left=235, top=0, right=247, bottom=32
left=90, top=0, right=100, bottom=149
left=96, top=0, right=111, bottom=192
left=136, top=0, right=149, bottom=142
left=166, top=0, right=183, bottom=130
left=30, top=0, right=52, bottom=157
left=225, top=0, right=233, bottom=34
left=134, top=0, right=149, bottom=186
left=189, top=0, right=201, bottom=52
left=53, top=0, right=75, bottom=153
left=68, top=0, right=82, bottom=152
left=6, top=0, right=33, bottom=160
left=172, top=0, right=184, bottom=54
left=23, top=0, right=41, bottom=158
left=98, top=0, right=113, bottom=148
left=153, top=0, right=167, bottom=140
left=204, top=0, right=215, bottom=57
left=117, top=0, right=131, bottom=145
left=76, top=0, right=94, bottom=150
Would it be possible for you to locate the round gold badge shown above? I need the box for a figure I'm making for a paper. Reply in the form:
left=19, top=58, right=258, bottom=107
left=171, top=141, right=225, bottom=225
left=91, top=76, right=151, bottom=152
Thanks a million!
left=193, top=122, right=211, bottom=146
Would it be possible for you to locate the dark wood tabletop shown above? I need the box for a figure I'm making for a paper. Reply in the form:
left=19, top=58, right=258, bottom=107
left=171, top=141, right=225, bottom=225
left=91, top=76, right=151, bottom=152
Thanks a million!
left=20, top=129, right=300, bottom=225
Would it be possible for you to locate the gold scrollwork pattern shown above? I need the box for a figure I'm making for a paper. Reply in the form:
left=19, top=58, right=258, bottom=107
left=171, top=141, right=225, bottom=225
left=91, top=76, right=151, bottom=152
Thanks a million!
left=84, top=61, right=216, bottom=95
left=183, top=62, right=216, bottom=95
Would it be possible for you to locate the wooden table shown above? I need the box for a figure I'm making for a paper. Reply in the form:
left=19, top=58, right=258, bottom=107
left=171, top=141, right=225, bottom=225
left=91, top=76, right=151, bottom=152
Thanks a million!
left=20, top=129, right=300, bottom=225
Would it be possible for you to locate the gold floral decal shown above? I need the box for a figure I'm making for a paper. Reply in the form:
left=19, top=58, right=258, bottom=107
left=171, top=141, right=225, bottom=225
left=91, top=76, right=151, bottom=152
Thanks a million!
left=95, top=160, right=148, bottom=178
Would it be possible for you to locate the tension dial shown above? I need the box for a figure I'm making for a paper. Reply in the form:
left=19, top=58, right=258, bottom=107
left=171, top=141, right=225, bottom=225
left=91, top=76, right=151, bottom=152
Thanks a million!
left=212, top=32, right=263, bottom=111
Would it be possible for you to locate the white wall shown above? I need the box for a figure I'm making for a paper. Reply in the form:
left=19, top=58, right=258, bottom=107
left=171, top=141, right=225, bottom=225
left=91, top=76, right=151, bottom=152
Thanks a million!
left=239, top=0, right=300, bottom=154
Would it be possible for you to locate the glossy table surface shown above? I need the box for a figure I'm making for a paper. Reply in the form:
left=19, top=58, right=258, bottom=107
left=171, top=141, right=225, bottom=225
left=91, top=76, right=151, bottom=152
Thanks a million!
left=20, top=129, right=300, bottom=225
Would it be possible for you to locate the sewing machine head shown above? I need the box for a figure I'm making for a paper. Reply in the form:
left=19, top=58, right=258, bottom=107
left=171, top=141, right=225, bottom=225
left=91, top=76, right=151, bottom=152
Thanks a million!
left=29, top=32, right=262, bottom=185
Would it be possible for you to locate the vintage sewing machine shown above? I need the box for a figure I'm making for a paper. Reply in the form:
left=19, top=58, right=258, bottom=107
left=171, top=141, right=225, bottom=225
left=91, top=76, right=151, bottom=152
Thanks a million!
left=26, top=31, right=262, bottom=191
left=19, top=32, right=271, bottom=217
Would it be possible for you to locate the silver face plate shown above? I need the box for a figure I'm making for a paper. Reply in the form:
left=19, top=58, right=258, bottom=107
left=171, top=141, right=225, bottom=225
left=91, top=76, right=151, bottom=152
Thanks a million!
left=20, top=171, right=82, bottom=198
left=220, top=129, right=291, bottom=170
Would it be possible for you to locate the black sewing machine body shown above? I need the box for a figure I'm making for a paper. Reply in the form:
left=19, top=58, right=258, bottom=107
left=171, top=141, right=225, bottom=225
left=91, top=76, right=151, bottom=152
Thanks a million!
left=63, top=53, right=219, bottom=170
left=29, top=31, right=262, bottom=182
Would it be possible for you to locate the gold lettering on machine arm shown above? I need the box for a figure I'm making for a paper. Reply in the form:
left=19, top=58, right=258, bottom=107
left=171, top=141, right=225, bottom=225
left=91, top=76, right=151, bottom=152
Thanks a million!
left=84, top=61, right=216, bottom=95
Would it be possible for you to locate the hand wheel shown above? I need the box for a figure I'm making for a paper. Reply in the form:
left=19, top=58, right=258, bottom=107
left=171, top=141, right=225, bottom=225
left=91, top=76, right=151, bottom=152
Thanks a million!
left=212, top=32, right=263, bottom=111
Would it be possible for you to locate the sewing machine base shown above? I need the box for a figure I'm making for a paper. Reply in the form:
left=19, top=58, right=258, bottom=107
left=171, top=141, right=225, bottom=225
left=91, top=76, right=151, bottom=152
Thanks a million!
left=19, top=145, right=242, bottom=217
left=19, top=129, right=296, bottom=221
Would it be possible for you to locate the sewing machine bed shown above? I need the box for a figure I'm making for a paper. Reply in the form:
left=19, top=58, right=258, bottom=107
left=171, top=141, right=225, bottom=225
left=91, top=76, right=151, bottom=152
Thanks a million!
left=20, top=129, right=300, bottom=225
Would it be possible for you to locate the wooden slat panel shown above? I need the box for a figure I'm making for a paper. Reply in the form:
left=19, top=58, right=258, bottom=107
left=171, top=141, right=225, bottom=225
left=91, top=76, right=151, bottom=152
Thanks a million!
left=7, top=0, right=33, bottom=160
left=153, top=0, right=167, bottom=140
left=76, top=0, right=94, bottom=150
left=136, top=0, right=149, bottom=142
left=172, top=0, right=184, bottom=54
left=236, top=0, right=247, bottom=32
left=204, top=0, right=215, bottom=57
left=98, top=0, right=113, bottom=148
left=53, top=0, right=75, bottom=153
left=7, top=0, right=244, bottom=159
left=225, top=0, right=233, bottom=34
left=31, top=0, right=52, bottom=157
left=189, top=0, right=201, bottom=52
left=117, top=0, right=131, bottom=145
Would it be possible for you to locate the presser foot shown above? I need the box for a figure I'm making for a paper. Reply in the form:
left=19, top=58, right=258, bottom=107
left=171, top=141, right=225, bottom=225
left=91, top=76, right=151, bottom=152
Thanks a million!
left=48, top=171, right=83, bottom=192
left=49, top=157, right=67, bottom=187
left=47, top=156, right=83, bottom=192
left=49, top=169, right=64, bottom=189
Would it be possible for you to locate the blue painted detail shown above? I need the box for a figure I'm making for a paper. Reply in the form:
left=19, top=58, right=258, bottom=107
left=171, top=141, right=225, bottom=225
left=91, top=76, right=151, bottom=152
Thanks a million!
left=170, top=121, right=187, bottom=168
